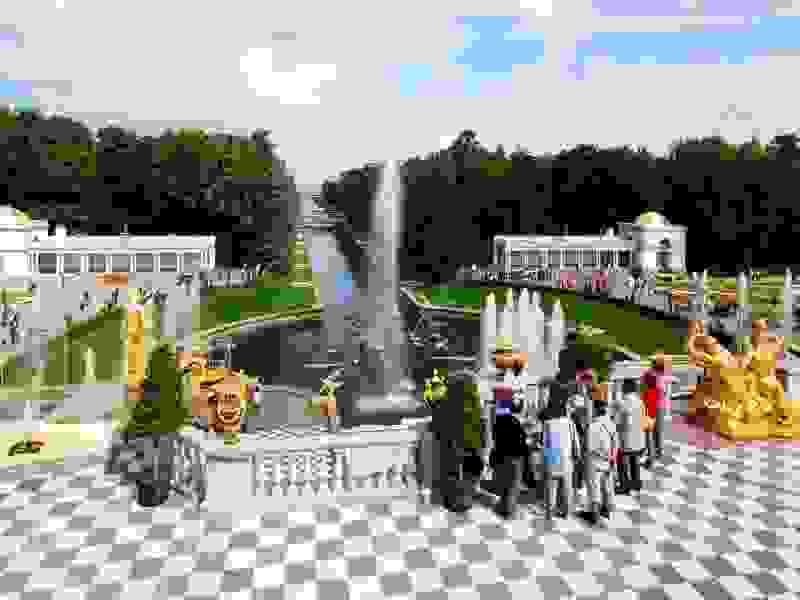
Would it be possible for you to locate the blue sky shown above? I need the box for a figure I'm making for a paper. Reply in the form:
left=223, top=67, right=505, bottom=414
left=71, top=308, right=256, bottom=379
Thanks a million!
left=398, top=14, right=800, bottom=90
left=3, top=2, right=800, bottom=184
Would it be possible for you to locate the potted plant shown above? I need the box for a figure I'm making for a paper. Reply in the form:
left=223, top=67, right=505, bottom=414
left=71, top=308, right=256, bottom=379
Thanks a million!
left=124, top=343, right=188, bottom=507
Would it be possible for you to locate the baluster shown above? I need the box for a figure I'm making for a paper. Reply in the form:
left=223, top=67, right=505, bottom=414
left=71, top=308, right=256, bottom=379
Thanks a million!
left=311, top=452, right=323, bottom=496
left=386, top=463, right=399, bottom=489
left=298, top=454, right=310, bottom=497
left=252, top=450, right=261, bottom=496
left=342, top=449, right=352, bottom=492
left=330, top=449, right=342, bottom=494
left=287, top=455, right=298, bottom=498
left=270, top=453, right=281, bottom=497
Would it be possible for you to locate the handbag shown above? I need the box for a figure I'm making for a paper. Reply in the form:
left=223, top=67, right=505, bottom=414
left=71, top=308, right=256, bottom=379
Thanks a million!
left=600, top=422, right=620, bottom=465
left=641, top=401, right=655, bottom=433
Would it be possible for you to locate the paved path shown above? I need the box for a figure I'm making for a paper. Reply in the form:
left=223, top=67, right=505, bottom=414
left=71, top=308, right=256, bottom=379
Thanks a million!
left=1, top=425, right=799, bottom=599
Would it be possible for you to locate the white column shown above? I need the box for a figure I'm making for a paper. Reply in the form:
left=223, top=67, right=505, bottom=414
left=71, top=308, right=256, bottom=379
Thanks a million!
left=56, top=254, right=64, bottom=274
left=105, top=254, right=111, bottom=273
left=154, top=253, right=161, bottom=272
left=80, top=255, right=88, bottom=273
left=177, top=254, right=184, bottom=273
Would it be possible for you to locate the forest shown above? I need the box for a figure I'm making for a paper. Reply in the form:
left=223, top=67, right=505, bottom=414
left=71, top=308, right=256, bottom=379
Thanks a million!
left=320, top=129, right=800, bottom=286
left=0, top=106, right=300, bottom=270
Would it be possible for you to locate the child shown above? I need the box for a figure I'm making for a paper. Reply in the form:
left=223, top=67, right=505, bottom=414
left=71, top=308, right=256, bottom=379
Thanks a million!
left=615, top=378, right=644, bottom=494
left=583, top=394, right=618, bottom=524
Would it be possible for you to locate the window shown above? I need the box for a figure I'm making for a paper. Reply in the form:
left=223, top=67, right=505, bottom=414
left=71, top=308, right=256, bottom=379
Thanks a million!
left=564, top=249, right=579, bottom=267
left=547, top=249, right=561, bottom=267
left=581, top=249, right=596, bottom=267
left=600, top=250, right=614, bottom=267
left=63, top=254, right=81, bottom=274
left=510, top=252, right=524, bottom=267
left=618, top=251, right=631, bottom=268
left=657, top=251, right=672, bottom=271
left=38, top=253, right=57, bottom=274
left=110, top=254, right=130, bottom=273
left=135, top=253, right=154, bottom=272
left=88, top=254, right=106, bottom=273
left=183, top=253, right=201, bottom=271
left=159, top=253, right=177, bottom=272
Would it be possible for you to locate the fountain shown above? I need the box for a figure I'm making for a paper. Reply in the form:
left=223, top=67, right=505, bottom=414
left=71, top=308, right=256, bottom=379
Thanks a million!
left=338, top=160, right=422, bottom=427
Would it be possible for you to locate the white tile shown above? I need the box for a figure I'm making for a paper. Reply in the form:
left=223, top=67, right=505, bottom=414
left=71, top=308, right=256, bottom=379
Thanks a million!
left=465, top=562, right=502, bottom=586
left=314, top=522, right=342, bottom=541
left=721, top=551, right=763, bottom=575
left=672, top=559, right=712, bottom=582
left=409, top=567, right=443, bottom=593
left=285, top=541, right=316, bottom=563
left=717, top=575, right=764, bottom=599
left=316, top=557, right=348, bottom=579
left=561, top=572, right=604, bottom=596
left=253, top=563, right=286, bottom=588
left=224, top=548, right=257, bottom=570
left=430, top=544, right=461, bottom=569
left=661, top=582, right=709, bottom=600
left=348, top=576, right=383, bottom=600
left=774, top=568, right=800, bottom=594
left=159, top=555, right=196, bottom=577
left=618, top=564, right=660, bottom=589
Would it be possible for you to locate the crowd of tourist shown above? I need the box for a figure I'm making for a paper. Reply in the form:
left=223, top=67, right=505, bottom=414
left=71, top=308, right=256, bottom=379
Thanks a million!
left=429, top=351, right=673, bottom=525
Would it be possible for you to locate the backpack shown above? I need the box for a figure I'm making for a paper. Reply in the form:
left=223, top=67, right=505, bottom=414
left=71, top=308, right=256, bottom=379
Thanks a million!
left=599, top=421, right=621, bottom=465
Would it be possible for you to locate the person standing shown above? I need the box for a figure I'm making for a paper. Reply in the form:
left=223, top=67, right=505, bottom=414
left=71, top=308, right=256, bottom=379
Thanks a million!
left=432, top=369, right=486, bottom=514
left=542, top=391, right=581, bottom=519
left=492, top=381, right=529, bottom=519
left=641, top=353, right=674, bottom=463
left=582, top=393, right=618, bottom=524
left=613, top=378, right=644, bottom=494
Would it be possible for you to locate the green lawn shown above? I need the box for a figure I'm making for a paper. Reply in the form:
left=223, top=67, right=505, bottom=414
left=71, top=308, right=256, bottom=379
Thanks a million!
left=416, top=286, right=688, bottom=358
left=0, top=238, right=321, bottom=399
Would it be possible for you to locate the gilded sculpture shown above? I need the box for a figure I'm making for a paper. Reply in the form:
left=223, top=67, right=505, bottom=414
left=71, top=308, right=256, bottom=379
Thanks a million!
left=687, top=317, right=799, bottom=439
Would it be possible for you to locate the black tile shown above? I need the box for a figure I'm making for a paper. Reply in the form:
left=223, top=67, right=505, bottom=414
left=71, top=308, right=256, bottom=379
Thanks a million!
left=535, top=575, right=573, bottom=598
left=219, top=568, right=254, bottom=593
left=746, top=571, right=790, bottom=596
left=751, top=529, right=788, bottom=549
left=691, top=579, right=736, bottom=600
left=697, top=555, right=738, bottom=578
left=637, top=588, right=672, bottom=600
left=649, top=563, right=686, bottom=586
left=747, top=549, right=789, bottom=571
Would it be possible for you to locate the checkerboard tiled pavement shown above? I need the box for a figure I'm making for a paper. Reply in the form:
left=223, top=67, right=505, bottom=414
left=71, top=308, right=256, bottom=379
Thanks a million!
left=1, top=428, right=800, bottom=600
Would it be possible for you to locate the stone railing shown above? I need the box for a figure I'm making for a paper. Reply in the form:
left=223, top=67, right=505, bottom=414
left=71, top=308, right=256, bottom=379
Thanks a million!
left=179, top=420, right=431, bottom=513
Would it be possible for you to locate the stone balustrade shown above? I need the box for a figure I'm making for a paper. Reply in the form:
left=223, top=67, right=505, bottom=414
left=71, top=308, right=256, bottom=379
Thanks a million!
left=179, top=420, right=431, bottom=513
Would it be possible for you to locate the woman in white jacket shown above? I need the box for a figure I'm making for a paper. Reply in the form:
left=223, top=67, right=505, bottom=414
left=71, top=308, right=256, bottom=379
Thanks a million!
left=612, top=378, right=644, bottom=494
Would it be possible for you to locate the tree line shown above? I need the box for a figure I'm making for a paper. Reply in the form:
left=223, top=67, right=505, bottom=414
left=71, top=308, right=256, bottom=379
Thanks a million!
left=319, top=129, right=800, bottom=286
left=0, top=106, right=300, bottom=270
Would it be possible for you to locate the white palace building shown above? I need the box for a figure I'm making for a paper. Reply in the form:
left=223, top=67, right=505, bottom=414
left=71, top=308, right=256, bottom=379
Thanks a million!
left=492, top=211, right=687, bottom=273
left=0, top=206, right=216, bottom=277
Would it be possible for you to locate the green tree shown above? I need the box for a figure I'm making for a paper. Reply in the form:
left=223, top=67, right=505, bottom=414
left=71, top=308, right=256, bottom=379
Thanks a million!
left=126, top=344, right=188, bottom=434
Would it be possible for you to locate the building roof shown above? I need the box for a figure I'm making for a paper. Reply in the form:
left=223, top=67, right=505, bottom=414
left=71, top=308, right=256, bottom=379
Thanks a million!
left=635, top=211, right=669, bottom=226
left=494, top=235, right=634, bottom=250
left=0, top=206, right=34, bottom=226
left=32, top=234, right=215, bottom=252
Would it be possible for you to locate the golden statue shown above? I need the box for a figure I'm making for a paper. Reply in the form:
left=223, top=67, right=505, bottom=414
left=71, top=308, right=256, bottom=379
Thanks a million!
left=742, top=320, right=792, bottom=426
left=688, top=317, right=799, bottom=440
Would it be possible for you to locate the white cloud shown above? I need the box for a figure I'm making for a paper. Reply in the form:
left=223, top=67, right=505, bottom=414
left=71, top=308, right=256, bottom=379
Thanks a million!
left=518, top=0, right=553, bottom=18
left=3, top=0, right=800, bottom=185
left=239, top=47, right=336, bottom=106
